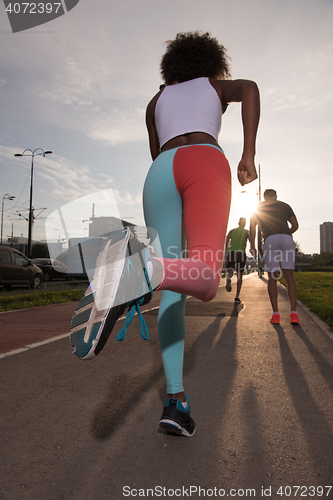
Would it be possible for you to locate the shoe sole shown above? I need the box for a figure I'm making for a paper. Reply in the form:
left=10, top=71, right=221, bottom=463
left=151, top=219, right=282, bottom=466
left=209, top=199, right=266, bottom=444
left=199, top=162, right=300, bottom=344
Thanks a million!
left=159, top=419, right=195, bottom=438
left=70, top=229, right=130, bottom=359
left=226, top=282, right=232, bottom=292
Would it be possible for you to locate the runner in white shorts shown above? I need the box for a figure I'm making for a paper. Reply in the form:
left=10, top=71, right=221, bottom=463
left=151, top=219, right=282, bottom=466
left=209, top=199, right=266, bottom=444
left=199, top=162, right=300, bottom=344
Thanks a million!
left=249, top=189, right=299, bottom=325
left=263, top=233, right=296, bottom=273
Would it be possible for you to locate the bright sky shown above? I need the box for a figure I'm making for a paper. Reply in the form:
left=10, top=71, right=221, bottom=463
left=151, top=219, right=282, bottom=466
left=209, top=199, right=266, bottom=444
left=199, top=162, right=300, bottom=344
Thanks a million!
left=0, top=0, right=332, bottom=255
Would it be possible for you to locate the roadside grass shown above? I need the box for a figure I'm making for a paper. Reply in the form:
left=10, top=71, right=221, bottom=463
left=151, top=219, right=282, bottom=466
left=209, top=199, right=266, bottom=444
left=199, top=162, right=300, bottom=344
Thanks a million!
left=0, top=288, right=85, bottom=312
left=279, top=272, right=333, bottom=329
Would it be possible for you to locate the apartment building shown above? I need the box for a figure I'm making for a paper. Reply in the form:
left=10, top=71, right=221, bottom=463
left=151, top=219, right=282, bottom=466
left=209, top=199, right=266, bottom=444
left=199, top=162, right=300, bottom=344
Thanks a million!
left=320, top=221, right=333, bottom=252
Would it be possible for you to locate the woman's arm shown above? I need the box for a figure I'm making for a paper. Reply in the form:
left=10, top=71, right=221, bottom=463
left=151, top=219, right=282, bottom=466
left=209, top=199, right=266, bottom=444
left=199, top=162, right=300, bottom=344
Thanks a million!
left=146, top=94, right=161, bottom=161
left=220, top=79, right=260, bottom=186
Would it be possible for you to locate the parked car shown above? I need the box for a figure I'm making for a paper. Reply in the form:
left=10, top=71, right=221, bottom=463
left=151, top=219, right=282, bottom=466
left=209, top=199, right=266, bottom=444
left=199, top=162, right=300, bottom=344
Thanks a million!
left=0, top=246, right=43, bottom=290
left=31, top=258, right=68, bottom=282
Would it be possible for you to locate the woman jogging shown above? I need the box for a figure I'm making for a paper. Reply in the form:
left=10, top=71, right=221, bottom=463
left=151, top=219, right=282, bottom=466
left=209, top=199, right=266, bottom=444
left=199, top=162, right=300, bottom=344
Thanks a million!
left=143, top=31, right=260, bottom=436
left=70, top=31, right=260, bottom=438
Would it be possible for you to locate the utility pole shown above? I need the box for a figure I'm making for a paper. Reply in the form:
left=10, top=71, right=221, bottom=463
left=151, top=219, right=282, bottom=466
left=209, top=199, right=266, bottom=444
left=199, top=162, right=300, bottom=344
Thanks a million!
left=14, top=148, right=52, bottom=258
left=257, top=164, right=263, bottom=275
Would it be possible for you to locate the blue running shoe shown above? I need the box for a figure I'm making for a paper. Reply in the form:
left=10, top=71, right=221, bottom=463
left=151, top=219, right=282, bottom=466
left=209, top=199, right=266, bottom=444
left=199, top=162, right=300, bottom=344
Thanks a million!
left=70, top=227, right=153, bottom=360
left=159, top=395, right=196, bottom=437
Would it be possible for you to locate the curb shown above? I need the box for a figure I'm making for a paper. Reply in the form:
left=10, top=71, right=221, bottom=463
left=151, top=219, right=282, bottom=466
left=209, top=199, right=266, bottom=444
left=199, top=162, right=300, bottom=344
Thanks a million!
left=296, top=298, right=333, bottom=342
left=277, top=281, right=333, bottom=342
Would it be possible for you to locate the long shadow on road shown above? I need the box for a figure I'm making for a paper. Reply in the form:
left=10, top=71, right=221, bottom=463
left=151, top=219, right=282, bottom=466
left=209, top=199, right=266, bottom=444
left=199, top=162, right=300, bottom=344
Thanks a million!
left=89, top=299, right=235, bottom=440
left=275, top=324, right=333, bottom=475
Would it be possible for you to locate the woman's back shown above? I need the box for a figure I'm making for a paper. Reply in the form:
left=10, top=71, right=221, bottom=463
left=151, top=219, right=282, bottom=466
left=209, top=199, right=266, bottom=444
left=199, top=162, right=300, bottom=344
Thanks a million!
left=155, top=77, right=222, bottom=150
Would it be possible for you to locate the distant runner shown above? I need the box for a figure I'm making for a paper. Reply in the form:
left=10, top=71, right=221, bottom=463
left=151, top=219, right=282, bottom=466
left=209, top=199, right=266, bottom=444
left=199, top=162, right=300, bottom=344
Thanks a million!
left=225, top=217, right=249, bottom=304
left=250, top=189, right=299, bottom=325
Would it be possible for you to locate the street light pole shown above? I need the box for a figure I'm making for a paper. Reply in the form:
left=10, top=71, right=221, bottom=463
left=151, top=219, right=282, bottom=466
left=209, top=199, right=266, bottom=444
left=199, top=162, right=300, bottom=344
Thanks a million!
left=1, top=193, right=15, bottom=245
left=14, top=148, right=52, bottom=258
left=28, top=153, right=35, bottom=260
left=257, top=164, right=262, bottom=260
left=240, top=163, right=263, bottom=275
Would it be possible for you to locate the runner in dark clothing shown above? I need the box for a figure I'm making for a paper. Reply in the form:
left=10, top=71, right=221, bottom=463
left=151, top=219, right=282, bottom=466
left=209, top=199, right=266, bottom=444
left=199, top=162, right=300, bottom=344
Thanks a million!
left=250, top=189, right=299, bottom=325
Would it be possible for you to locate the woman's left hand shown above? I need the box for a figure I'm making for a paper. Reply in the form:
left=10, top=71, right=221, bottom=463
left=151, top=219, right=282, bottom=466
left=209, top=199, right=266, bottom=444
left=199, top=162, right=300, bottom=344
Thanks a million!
left=237, top=157, right=258, bottom=186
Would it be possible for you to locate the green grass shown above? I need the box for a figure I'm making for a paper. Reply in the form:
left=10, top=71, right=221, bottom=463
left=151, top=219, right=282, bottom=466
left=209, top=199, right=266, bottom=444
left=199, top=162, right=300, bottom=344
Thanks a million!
left=0, top=288, right=85, bottom=312
left=279, top=272, right=333, bottom=329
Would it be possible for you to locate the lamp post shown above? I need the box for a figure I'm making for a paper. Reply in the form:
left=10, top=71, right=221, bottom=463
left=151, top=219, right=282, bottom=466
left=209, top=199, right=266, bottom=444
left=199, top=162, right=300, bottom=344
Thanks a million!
left=14, top=148, right=52, bottom=258
left=257, top=164, right=262, bottom=266
left=241, top=163, right=263, bottom=274
left=1, top=193, right=15, bottom=245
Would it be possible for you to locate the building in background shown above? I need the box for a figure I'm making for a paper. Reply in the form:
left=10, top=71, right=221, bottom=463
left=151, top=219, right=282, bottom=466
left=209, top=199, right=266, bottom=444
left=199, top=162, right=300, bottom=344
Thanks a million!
left=320, top=222, right=333, bottom=253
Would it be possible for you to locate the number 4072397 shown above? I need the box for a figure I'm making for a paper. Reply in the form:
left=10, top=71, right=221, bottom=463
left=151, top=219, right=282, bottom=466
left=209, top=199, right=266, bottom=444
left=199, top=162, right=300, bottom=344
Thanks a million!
left=5, top=3, right=62, bottom=14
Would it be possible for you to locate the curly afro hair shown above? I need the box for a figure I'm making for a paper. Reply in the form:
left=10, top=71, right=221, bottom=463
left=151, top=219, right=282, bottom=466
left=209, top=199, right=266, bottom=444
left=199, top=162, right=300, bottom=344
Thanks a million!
left=160, top=31, right=231, bottom=85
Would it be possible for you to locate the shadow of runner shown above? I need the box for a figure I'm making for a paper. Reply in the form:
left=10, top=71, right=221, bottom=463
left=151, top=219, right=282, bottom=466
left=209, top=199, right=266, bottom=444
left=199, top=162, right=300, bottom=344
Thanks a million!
left=275, top=325, right=333, bottom=473
left=177, top=302, right=257, bottom=479
left=42, top=299, right=244, bottom=500
left=241, top=383, right=269, bottom=483
left=292, top=325, right=333, bottom=396
left=199, top=303, right=272, bottom=487
left=90, top=300, right=233, bottom=440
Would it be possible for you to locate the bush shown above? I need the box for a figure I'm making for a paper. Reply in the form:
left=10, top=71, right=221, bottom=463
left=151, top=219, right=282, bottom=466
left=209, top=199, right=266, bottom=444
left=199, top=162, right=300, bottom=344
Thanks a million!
left=300, top=266, right=333, bottom=272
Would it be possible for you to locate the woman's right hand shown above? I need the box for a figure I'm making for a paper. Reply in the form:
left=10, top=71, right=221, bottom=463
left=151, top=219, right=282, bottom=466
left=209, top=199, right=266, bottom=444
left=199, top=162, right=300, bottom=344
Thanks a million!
left=237, top=157, right=258, bottom=186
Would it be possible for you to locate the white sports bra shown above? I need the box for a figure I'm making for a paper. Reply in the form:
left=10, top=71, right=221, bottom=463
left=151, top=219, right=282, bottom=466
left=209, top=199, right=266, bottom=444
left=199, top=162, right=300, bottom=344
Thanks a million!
left=155, top=77, right=222, bottom=149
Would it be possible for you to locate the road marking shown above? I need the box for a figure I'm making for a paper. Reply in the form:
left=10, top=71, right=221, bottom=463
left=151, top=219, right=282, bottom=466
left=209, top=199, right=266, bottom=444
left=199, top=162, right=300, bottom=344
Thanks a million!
left=0, top=274, right=255, bottom=359
left=0, top=303, right=161, bottom=359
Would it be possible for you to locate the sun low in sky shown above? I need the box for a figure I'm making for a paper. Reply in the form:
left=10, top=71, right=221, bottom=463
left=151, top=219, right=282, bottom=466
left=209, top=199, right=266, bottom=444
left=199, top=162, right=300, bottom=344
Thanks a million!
left=237, top=190, right=260, bottom=226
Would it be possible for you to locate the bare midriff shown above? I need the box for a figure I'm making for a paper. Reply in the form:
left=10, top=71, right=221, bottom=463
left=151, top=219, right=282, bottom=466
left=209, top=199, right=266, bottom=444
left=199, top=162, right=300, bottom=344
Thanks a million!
left=161, top=132, right=220, bottom=153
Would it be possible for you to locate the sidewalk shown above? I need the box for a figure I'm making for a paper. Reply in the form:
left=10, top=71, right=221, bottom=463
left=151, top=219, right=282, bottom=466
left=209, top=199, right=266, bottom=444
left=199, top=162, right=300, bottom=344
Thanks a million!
left=0, top=274, right=333, bottom=500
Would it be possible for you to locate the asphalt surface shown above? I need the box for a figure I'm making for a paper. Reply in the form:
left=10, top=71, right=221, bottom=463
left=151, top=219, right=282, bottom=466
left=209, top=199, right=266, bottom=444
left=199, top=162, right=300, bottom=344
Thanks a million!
left=0, top=274, right=333, bottom=500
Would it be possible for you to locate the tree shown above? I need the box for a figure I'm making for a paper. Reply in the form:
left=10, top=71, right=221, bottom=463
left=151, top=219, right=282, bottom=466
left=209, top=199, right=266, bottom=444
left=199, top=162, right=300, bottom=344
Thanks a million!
left=311, top=251, right=333, bottom=267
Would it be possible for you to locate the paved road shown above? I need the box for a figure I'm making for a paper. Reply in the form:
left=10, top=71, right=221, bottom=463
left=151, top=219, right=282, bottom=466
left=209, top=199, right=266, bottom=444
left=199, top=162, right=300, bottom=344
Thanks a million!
left=0, top=275, right=333, bottom=500
left=0, top=289, right=162, bottom=356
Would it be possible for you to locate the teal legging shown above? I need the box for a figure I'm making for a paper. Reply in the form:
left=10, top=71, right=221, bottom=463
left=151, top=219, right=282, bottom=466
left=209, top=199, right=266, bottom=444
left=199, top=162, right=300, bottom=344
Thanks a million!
left=143, top=145, right=231, bottom=393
